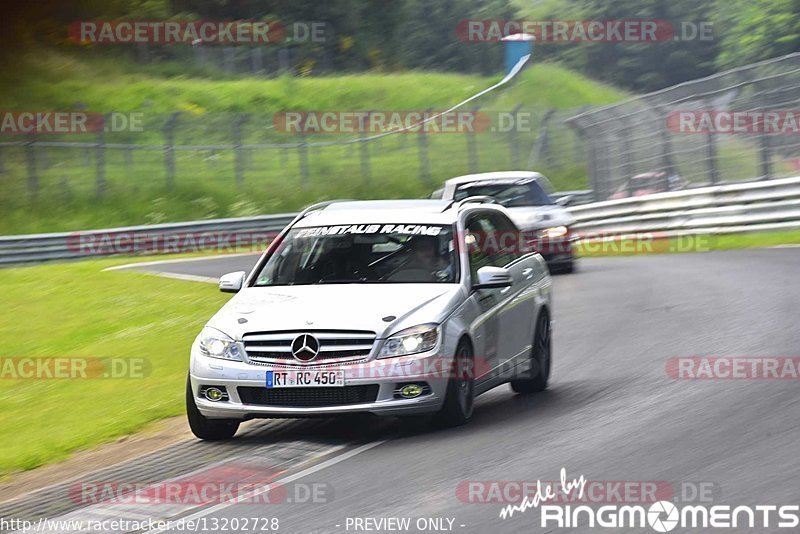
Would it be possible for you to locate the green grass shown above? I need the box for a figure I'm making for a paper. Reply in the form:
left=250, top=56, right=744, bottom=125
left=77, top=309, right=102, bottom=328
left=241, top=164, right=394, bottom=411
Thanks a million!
left=0, top=48, right=626, bottom=235
left=0, top=258, right=228, bottom=476
left=576, top=230, right=800, bottom=257
left=0, top=48, right=623, bottom=113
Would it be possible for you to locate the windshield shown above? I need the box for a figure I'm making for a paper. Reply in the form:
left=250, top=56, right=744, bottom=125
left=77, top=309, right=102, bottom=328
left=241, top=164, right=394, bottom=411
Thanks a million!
left=254, top=224, right=458, bottom=286
left=454, top=181, right=552, bottom=207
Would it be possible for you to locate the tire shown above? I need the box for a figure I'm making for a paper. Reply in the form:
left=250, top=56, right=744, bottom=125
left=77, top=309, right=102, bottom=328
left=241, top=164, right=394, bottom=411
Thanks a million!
left=550, top=259, right=575, bottom=274
left=186, top=377, right=240, bottom=441
left=436, top=340, right=475, bottom=427
left=510, top=310, right=551, bottom=393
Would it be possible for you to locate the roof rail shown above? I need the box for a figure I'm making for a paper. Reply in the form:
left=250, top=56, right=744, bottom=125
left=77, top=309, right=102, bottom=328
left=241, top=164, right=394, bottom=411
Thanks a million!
left=283, top=199, right=352, bottom=228
left=441, top=195, right=499, bottom=212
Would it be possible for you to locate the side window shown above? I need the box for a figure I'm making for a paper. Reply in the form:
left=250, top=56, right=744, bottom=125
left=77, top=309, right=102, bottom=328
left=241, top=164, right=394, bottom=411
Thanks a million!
left=489, top=213, right=524, bottom=264
left=465, top=215, right=497, bottom=280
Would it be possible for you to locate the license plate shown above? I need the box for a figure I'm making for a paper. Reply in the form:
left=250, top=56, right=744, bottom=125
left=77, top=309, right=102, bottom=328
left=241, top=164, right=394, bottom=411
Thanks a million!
left=266, top=370, right=344, bottom=388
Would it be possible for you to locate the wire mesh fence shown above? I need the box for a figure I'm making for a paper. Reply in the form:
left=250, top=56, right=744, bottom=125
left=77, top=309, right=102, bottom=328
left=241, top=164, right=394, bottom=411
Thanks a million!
left=6, top=53, right=798, bottom=231
left=0, top=106, right=586, bottom=212
left=566, top=52, right=800, bottom=201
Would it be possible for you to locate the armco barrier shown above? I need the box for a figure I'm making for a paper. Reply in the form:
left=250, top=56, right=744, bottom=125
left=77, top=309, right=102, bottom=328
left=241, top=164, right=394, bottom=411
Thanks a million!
left=0, top=214, right=295, bottom=265
left=568, top=176, right=800, bottom=239
left=2, top=178, right=799, bottom=266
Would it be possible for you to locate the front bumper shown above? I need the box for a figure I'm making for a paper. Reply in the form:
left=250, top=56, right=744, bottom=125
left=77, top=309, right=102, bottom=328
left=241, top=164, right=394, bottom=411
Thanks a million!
left=189, top=348, right=452, bottom=419
left=529, top=234, right=575, bottom=265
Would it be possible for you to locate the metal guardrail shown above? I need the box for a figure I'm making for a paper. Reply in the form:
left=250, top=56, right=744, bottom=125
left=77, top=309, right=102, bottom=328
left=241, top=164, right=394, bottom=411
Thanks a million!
left=0, top=214, right=295, bottom=265
left=568, top=175, right=800, bottom=239
left=555, top=190, right=595, bottom=206
left=2, top=178, right=799, bottom=266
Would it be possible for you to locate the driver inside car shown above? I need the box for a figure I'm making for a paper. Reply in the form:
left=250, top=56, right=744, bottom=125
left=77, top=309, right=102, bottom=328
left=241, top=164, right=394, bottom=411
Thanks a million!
left=401, top=235, right=453, bottom=282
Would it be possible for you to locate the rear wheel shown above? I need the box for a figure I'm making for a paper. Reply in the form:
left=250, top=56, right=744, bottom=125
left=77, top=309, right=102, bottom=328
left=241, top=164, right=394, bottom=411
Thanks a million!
left=186, top=377, right=240, bottom=440
left=436, top=340, right=475, bottom=427
left=510, top=311, right=551, bottom=393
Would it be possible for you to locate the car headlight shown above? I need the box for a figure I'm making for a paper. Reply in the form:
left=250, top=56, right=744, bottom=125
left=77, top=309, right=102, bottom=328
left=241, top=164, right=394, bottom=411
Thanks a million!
left=378, top=324, right=439, bottom=359
left=197, top=327, right=245, bottom=361
left=541, top=226, right=568, bottom=239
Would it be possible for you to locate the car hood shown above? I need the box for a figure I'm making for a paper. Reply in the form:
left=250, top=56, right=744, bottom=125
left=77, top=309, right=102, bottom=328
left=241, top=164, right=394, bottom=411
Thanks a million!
left=207, top=284, right=465, bottom=339
left=506, top=205, right=575, bottom=230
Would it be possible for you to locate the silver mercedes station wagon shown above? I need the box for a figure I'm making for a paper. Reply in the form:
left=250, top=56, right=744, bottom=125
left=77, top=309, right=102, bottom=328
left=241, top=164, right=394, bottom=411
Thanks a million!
left=187, top=198, right=553, bottom=440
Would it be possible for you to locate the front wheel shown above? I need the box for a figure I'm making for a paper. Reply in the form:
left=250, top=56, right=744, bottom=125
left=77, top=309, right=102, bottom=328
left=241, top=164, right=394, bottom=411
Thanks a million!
left=510, top=310, right=551, bottom=393
left=186, top=377, right=240, bottom=440
left=436, top=340, right=475, bottom=427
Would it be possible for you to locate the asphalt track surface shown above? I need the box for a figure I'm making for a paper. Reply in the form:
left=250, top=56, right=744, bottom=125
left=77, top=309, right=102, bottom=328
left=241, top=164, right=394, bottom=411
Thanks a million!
left=5, top=249, right=800, bottom=534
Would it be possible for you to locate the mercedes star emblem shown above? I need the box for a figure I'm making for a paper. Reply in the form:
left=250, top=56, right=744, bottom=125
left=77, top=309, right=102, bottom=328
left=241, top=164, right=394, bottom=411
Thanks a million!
left=291, top=333, right=320, bottom=362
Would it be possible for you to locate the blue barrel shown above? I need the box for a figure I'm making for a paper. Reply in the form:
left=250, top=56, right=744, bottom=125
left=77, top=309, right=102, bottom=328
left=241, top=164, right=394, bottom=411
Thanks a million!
left=502, top=33, right=535, bottom=74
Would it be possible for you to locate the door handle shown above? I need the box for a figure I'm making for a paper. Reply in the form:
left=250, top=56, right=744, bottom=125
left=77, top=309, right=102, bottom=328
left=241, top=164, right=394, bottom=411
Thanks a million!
left=522, top=268, right=534, bottom=279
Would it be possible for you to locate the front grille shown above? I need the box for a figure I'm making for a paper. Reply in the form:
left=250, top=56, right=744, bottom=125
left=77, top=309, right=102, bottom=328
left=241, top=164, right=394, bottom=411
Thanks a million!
left=238, top=385, right=380, bottom=407
left=242, top=330, right=376, bottom=365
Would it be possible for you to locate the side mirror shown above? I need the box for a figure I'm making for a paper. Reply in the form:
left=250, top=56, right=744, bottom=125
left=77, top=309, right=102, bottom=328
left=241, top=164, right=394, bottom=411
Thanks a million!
left=554, top=195, right=573, bottom=207
left=219, top=271, right=246, bottom=293
left=473, top=266, right=513, bottom=290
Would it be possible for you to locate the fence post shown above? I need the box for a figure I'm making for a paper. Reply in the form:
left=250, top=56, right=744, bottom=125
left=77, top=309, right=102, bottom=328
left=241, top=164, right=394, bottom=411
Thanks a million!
left=38, top=146, right=50, bottom=170
left=233, top=114, right=249, bottom=188
left=95, top=113, right=107, bottom=198
left=508, top=104, right=522, bottom=168
left=251, top=48, right=264, bottom=75
left=224, top=47, right=237, bottom=74
left=418, top=109, right=431, bottom=187
left=299, top=133, right=310, bottom=188
left=587, top=136, right=601, bottom=201
left=467, top=106, right=479, bottom=173
left=0, top=144, right=4, bottom=174
left=531, top=109, right=555, bottom=167
left=616, top=112, right=636, bottom=196
left=655, top=105, right=678, bottom=177
left=706, top=132, right=720, bottom=185
left=278, top=48, right=290, bottom=74
left=124, top=146, right=133, bottom=172
left=359, top=134, right=371, bottom=184
left=136, top=43, right=149, bottom=63
left=758, top=116, right=773, bottom=180
left=25, top=134, right=38, bottom=199
left=193, top=43, right=206, bottom=70
left=163, top=112, right=180, bottom=191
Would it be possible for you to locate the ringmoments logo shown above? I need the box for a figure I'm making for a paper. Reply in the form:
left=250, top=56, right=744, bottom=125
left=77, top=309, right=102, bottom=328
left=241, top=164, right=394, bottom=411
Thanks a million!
left=497, top=469, right=797, bottom=531
left=538, top=502, right=800, bottom=530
